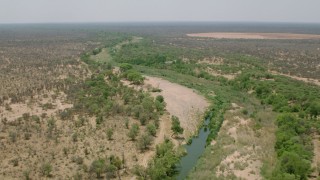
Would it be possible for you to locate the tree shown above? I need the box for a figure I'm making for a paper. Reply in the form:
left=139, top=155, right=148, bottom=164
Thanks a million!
left=128, top=123, right=139, bottom=140
left=90, top=159, right=106, bottom=178
left=278, top=151, right=310, bottom=180
left=137, top=133, right=153, bottom=151
left=147, top=140, right=179, bottom=180
left=171, top=116, right=184, bottom=136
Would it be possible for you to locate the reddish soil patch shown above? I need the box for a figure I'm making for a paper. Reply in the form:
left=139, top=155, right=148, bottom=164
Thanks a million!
left=187, top=32, right=320, bottom=40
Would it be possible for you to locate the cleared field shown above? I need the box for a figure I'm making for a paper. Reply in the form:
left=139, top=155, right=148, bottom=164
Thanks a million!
left=187, top=32, right=320, bottom=39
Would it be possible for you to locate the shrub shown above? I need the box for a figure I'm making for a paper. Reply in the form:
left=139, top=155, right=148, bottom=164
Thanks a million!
left=9, top=131, right=17, bottom=143
left=155, top=100, right=165, bottom=113
left=40, top=162, right=52, bottom=177
left=106, top=128, right=114, bottom=140
left=156, top=95, right=164, bottom=103
left=242, top=109, right=248, bottom=115
left=23, top=170, right=31, bottom=180
left=137, top=133, right=153, bottom=151
left=126, top=70, right=144, bottom=85
left=72, top=133, right=78, bottom=142
left=24, top=133, right=32, bottom=140
left=11, top=158, right=19, bottom=167
left=106, top=164, right=117, bottom=178
left=90, top=159, right=106, bottom=178
left=31, top=115, right=40, bottom=124
left=171, top=116, right=184, bottom=136
left=125, top=118, right=129, bottom=129
left=119, top=63, right=133, bottom=72
left=72, top=156, right=84, bottom=165
left=147, top=123, right=157, bottom=137
left=96, top=115, right=104, bottom=125
left=128, top=123, right=140, bottom=140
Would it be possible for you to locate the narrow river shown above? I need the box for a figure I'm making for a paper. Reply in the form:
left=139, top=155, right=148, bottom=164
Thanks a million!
left=176, top=114, right=211, bottom=180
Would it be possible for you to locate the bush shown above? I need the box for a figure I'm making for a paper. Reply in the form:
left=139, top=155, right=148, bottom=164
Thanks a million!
left=155, top=100, right=165, bottom=113
left=23, top=170, right=31, bottom=180
left=242, top=109, right=248, bottom=115
left=156, top=95, right=164, bottom=103
left=92, top=48, right=101, bottom=55
left=106, top=128, right=114, bottom=140
left=171, top=116, right=184, bottom=136
left=40, top=162, right=52, bottom=177
left=125, top=70, right=144, bottom=85
left=96, top=115, right=104, bottom=125
left=11, top=158, right=19, bottom=167
left=309, top=101, right=320, bottom=118
left=90, top=159, right=106, bottom=178
left=119, top=63, right=133, bottom=72
left=9, top=131, right=17, bottom=143
left=24, top=133, right=32, bottom=140
left=31, top=115, right=40, bottom=124
left=125, top=118, right=129, bottom=129
left=72, top=156, right=84, bottom=165
left=72, top=133, right=78, bottom=142
left=106, top=164, right=117, bottom=178
left=147, top=123, right=157, bottom=137
left=128, top=123, right=140, bottom=140
left=137, top=133, right=153, bottom=151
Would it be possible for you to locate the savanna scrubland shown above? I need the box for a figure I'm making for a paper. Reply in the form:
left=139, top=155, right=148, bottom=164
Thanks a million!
left=0, top=23, right=320, bottom=179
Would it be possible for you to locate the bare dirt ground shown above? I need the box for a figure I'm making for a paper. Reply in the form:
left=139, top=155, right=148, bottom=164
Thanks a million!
left=144, top=76, right=209, bottom=138
left=187, top=32, right=320, bottom=40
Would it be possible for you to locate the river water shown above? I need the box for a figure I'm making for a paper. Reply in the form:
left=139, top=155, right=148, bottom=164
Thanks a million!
left=176, top=115, right=211, bottom=180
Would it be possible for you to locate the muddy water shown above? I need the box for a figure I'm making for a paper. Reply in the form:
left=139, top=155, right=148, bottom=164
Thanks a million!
left=176, top=115, right=211, bottom=180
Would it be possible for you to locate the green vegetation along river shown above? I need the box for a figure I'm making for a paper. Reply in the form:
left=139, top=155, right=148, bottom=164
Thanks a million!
left=176, top=114, right=211, bottom=179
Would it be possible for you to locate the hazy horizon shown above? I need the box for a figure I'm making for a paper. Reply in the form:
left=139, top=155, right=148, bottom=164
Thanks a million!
left=1, top=0, right=320, bottom=24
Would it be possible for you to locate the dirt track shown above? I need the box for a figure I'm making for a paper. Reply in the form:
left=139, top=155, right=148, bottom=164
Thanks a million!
left=187, top=32, right=320, bottom=40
